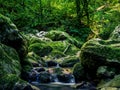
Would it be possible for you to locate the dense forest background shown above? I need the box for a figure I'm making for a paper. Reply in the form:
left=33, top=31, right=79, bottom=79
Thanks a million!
left=0, top=0, right=120, bottom=44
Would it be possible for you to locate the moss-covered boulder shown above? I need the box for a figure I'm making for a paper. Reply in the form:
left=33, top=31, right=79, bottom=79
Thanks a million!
left=48, top=41, right=80, bottom=56
left=0, top=43, right=21, bottom=77
left=0, top=44, right=34, bottom=90
left=45, top=30, right=81, bottom=48
left=45, top=30, right=68, bottom=41
left=0, top=74, right=33, bottom=90
left=80, top=25, right=120, bottom=79
left=0, top=14, right=27, bottom=61
left=73, top=63, right=86, bottom=82
left=28, top=43, right=53, bottom=57
left=60, top=56, right=80, bottom=67
left=26, top=52, right=46, bottom=67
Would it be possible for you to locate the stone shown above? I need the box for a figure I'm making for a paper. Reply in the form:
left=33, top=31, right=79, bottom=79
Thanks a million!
left=46, top=60, right=57, bottom=67
left=0, top=14, right=27, bottom=61
left=80, top=25, right=120, bottom=79
left=28, top=43, right=53, bottom=57
left=60, top=56, right=80, bottom=67
left=73, top=63, right=86, bottom=82
left=38, top=72, right=51, bottom=83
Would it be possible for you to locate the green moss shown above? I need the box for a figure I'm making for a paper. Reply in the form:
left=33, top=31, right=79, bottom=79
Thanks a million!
left=49, top=50, right=65, bottom=58
left=0, top=43, right=21, bottom=77
left=26, top=52, right=46, bottom=66
left=45, top=30, right=68, bottom=41
left=45, top=30, right=81, bottom=48
left=28, top=43, right=53, bottom=57
left=60, top=56, right=80, bottom=67
left=48, top=41, right=79, bottom=56
left=0, top=74, right=20, bottom=90
left=73, top=63, right=85, bottom=82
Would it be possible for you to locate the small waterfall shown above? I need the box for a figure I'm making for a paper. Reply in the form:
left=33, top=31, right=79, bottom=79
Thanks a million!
left=56, top=63, right=60, bottom=68
left=70, top=75, right=75, bottom=83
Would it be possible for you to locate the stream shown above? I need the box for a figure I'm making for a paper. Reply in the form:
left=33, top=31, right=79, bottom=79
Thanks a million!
left=28, top=63, right=96, bottom=90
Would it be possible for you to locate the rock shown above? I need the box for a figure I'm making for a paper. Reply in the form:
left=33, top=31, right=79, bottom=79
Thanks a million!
left=0, top=74, right=34, bottom=90
left=26, top=52, right=46, bottom=67
left=57, top=74, right=74, bottom=83
left=72, top=81, right=96, bottom=90
left=45, top=30, right=68, bottom=41
left=0, top=43, right=21, bottom=77
left=0, top=14, right=27, bottom=61
left=28, top=43, right=53, bottom=57
left=14, top=82, right=33, bottom=90
left=48, top=50, right=65, bottom=58
left=98, top=75, right=120, bottom=90
left=35, top=67, right=46, bottom=72
left=80, top=25, right=120, bottom=79
left=45, top=30, right=81, bottom=48
left=73, top=63, right=86, bottom=82
left=28, top=69, right=38, bottom=82
left=46, top=60, right=57, bottom=67
left=38, top=72, right=51, bottom=83
left=97, top=66, right=116, bottom=79
left=60, top=56, right=80, bottom=67
left=48, top=41, right=80, bottom=56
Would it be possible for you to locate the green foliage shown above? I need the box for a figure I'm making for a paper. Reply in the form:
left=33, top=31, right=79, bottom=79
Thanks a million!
left=90, top=0, right=120, bottom=39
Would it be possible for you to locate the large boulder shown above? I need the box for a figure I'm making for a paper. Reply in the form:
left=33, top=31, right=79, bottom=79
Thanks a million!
left=0, top=43, right=21, bottom=78
left=0, top=14, right=37, bottom=90
left=0, top=14, right=27, bottom=61
left=45, top=30, right=81, bottom=48
left=80, top=25, right=120, bottom=79
left=0, top=44, right=33, bottom=90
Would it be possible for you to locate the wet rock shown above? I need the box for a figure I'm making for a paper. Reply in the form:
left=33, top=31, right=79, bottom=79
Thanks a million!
left=32, top=62, right=40, bottom=67
left=38, top=72, right=51, bottom=83
left=73, top=63, right=86, bottom=82
left=35, top=67, right=46, bottom=72
left=57, top=74, right=74, bottom=83
left=73, top=81, right=96, bottom=90
left=14, top=83, right=33, bottom=90
left=46, top=60, right=57, bottom=67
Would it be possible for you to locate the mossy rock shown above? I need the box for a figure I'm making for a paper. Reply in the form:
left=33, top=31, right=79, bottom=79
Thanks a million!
left=45, top=30, right=68, bottom=41
left=80, top=25, right=120, bottom=78
left=26, top=52, right=46, bottom=66
left=0, top=44, right=33, bottom=90
left=0, top=14, right=27, bottom=61
left=28, top=43, right=53, bottom=57
left=49, top=50, right=65, bottom=58
left=0, top=43, right=21, bottom=77
left=0, top=74, right=34, bottom=90
left=73, top=63, right=86, bottom=82
left=48, top=41, right=79, bottom=56
left=25, top=34, right=52, bottom=47
left=60, top=56, right=80, bottom=67
left=38, top=72, right=51, bottom=83
left=97, top=66, right=116, bottom=79
left=45, top=30, right=81, bottom=48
